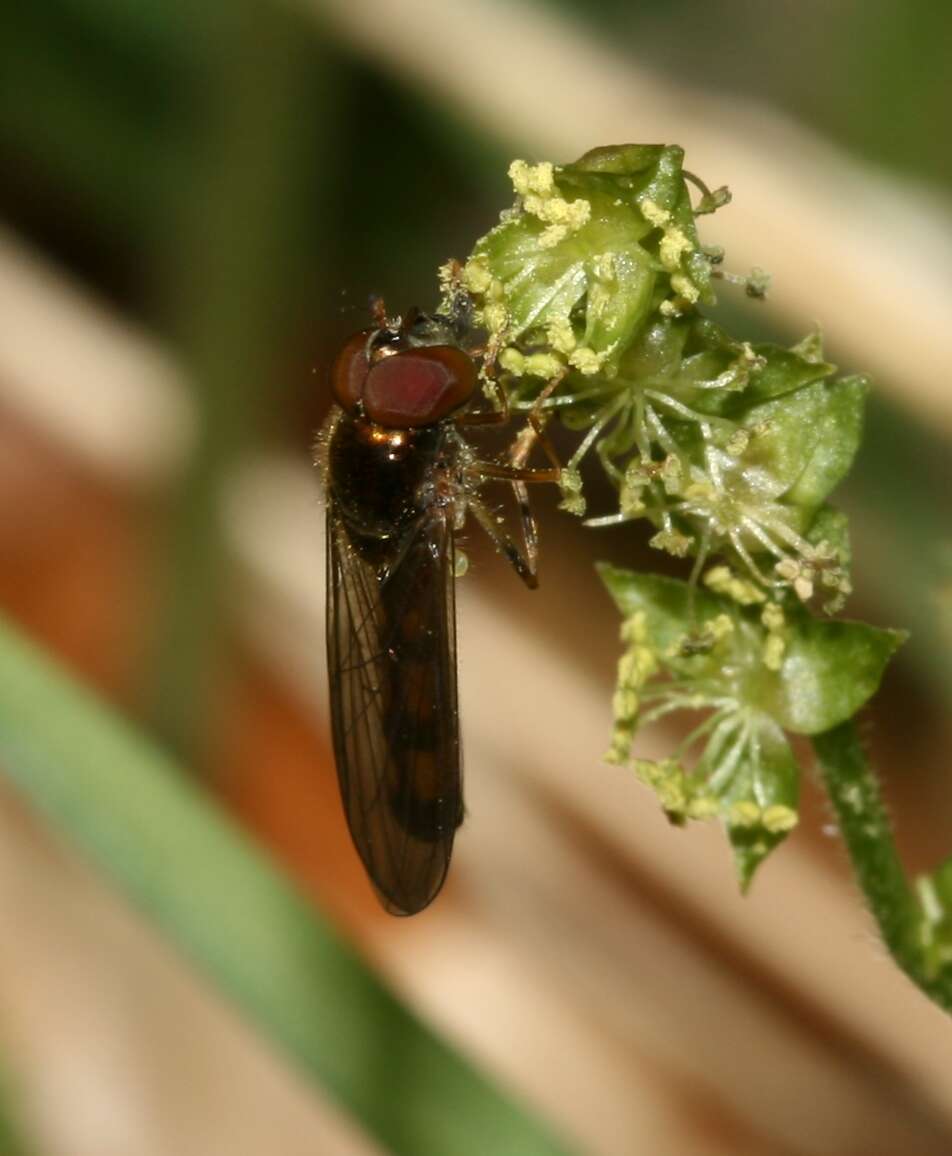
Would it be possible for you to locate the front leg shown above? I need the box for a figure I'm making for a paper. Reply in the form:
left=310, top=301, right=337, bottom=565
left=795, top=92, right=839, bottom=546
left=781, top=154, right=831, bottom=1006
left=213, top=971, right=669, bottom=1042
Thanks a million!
left=465, top=492, right=539, bottom=590
left=462, top=372, right=566, bottom=588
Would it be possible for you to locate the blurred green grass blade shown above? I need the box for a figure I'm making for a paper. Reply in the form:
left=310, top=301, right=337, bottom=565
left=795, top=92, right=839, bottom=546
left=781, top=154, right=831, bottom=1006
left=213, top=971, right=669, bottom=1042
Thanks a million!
left=0, top=1061, right=34, bottom=1156
left=145, top=0, right=331, bottom=761
left=0, top=617, right=577, bottom=1156
left=849, top=395, right=952, bottom=701
left=0, top=0, right=194, bottom=239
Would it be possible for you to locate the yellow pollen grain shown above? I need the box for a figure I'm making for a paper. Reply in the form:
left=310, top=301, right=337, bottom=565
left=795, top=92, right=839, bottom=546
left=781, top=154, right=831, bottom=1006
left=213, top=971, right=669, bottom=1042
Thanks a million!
left=729, top=801, right=762, bottom=828
left=763, top=633, right=786, bottom=672
left=546, top=317, right=576, bottom=353
left=568, top=346, right=603, bottom=375
left=762, top=805, right=798, bottom=833
left=640, top=199, right=670, bottom=228
left=498, top=347, right=525, bottom=375
left=660, top=227, right=692, bottom=270
left=687, top=796, right=720, bottom=820
left=483, top=302, right=508, bottom=336
left=794, top=575, right=815, bottom=601
left=670, top=273, right=700, bottom=303
left=761, top=603, right=785, bottom=631
left=539, top=224, right=568, bottom=249
left=705, top=614, right=735, bottom=642
left=524, top=352, right=565, bottom=379
left=462, top=255, right=491, bottom=294
left=620, top=611, right=647, bottom=644
left=508, top=159, right=555, bottom=197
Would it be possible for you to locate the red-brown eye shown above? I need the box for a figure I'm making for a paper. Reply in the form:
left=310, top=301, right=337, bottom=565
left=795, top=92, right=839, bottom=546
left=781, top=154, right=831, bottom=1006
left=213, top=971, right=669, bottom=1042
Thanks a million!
left=362, top=346, right=477, bottom=428
left=330, top=329, right=373, bottom=412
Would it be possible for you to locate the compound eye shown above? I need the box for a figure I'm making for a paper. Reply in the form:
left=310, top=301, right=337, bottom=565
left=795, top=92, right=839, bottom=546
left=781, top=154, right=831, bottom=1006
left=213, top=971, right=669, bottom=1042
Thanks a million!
left=329, top=329, right=374, bottom=412
left=362, top=346, right=477, bottom=428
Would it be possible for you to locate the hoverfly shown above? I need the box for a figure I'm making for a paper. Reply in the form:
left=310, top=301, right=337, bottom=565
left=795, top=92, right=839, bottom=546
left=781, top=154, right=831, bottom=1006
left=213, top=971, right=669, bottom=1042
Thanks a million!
left=317, top=303, right=561, bottom=915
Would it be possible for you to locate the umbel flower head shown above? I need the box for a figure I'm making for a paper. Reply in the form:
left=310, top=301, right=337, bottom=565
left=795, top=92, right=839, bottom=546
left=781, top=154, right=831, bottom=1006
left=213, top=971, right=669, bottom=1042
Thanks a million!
left=445, top=143, right=905, bottom=887
left=448, top=145, right=862, bottom=612
left=599, top=566, right=901, bottom=886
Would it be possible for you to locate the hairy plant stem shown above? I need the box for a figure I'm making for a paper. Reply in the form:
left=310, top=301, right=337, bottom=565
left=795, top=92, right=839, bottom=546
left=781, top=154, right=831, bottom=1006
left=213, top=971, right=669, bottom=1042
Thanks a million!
left=812, top=721, right=952, bottom=1011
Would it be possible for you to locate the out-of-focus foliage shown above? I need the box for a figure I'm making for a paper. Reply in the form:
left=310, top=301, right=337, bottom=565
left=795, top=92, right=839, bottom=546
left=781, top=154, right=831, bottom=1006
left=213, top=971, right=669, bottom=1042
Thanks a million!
left=536, top=0, right=952, bottom=189
left=0, top=615, right=577, bottom=1156
left=0, top=1062, right=32, bottom=1156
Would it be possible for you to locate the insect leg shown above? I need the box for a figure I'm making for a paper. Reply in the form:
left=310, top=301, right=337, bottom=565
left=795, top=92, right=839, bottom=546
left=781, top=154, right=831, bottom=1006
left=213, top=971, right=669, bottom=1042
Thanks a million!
left=462, top=368, right=567, bottom=586
left=518, top=371, right=565, bottom=473
left=461, top=369, right=566, bottom=481
left=468, top=460, right=560, bottom=484
left=456, top=358, right=511, bottom=428
left=488, top=371, right=566, bottom=576
left=467, top=493, right=539, bottom=590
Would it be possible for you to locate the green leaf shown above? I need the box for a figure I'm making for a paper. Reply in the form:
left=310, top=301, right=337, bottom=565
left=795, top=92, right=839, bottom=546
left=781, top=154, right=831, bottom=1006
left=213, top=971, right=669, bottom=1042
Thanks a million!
left=617, top=314, right=736, bottom=400
left=670, top=187, right=715, bottom=306
left=731, top=342, right=836, bottom=407
left=673, top=333, right=834, bottom=420
left=597, top=565, right=718, bottom=652
left=477, top=218, right=599, bottom=335
left=599, top=566, right=801, bottom=887
left=578, top=142, right=715, bottom=305
left=473, top=197, right=657, bottom=368
left=599, top=565, right=904, bottom=738
left=581, top=250, right=657, bottom=364
left=735, top=376, right=868, bottom=507
left=784, top=375, right=868, bottom=510
left=466, top=145, right=711, bottom=374
left=804, top=504, right=851, bottom=566
left=0, top=616, right=576, bottom=1156
left=767, top=613, right=906, bottom=734
left=711, top=714, right=799, bottom=890
left=570, top=143, right=669, bottom=176
left=616, top=315, right=690, bottom=386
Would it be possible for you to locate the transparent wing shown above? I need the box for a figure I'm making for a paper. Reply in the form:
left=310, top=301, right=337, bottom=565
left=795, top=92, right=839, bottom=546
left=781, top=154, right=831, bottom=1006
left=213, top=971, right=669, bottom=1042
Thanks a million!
left=326, top=503, right=461, bottom=915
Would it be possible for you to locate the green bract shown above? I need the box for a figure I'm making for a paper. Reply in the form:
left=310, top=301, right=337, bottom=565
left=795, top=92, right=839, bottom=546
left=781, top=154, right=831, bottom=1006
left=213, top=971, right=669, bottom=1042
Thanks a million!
left=450, top=143, right=904, bottom=888
left=597, top=567, right=902, bottom=885
left=460, top=145, right=713, bottom=379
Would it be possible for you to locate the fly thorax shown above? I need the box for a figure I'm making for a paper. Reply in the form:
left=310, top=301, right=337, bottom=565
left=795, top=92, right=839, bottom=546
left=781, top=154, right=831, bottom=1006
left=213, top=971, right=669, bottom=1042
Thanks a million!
left=328, top=414, right=444, bottom=542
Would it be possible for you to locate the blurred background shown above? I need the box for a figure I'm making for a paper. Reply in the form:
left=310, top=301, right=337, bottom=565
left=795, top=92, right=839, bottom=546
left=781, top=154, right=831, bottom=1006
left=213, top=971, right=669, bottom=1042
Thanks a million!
left=1, top=0, right=951, bottom=1153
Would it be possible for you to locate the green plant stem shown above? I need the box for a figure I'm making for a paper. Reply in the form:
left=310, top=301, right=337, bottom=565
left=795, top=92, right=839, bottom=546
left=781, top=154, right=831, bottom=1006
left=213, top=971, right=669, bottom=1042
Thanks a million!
left=0, top=615, right=576, bottom=1156
left=812, top=721, right=952, bottom=1011
left=145, top=1, right=320, bottom=761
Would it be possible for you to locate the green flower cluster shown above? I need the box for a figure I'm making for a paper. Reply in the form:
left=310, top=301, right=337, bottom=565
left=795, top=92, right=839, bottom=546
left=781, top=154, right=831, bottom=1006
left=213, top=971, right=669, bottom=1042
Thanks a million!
left=448, top=144, right=905, bottom=886
left=599, top=567, right=901, bottom=885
